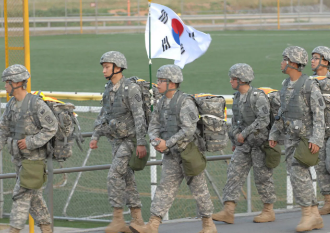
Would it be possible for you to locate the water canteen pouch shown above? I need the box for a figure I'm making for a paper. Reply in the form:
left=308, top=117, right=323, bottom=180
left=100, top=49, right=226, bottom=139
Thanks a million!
left=192, top=94, right=228, bottom=152
left=20, top=160, right=47, bottom=190
left=128, top=140, right=150, bottom=171
left=294, top=137, right=319, bottom=167
left=261, top=141, right=282, bottom=169
left=180, top=141, right=206, bottom=176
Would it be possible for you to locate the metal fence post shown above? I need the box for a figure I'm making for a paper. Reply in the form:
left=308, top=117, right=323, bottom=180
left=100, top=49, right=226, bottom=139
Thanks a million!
left=65, top=0, right=67, bottom=34
left=224, top=0, right=227, bottom=30
left=320, top=0, right=323, bottom=13
left=95, top=0, right=98, bottom=34
left=247, top=171, right=251, bottom=213
left=181, top=0, right=184, bottom=14
left=33, top=0, right=36, bottom=32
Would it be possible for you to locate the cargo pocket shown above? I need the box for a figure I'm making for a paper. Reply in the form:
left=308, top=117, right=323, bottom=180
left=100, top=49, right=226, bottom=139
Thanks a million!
left=19, top=160, right=47, bottom=190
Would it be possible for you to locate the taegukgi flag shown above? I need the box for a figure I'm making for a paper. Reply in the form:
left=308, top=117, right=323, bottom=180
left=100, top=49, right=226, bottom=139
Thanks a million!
left=145, top=3, right=212, bottom=68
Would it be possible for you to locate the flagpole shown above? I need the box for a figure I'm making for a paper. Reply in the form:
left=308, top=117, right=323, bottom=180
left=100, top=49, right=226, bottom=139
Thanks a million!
left=148, top=0, right=152, bottom=89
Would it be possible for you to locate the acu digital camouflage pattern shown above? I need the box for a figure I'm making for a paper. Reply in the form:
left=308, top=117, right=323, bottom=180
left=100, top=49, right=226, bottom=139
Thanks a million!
left=193, top=94, right=228, bottom=152
left=224, top=86, right=276, bottom=204
left=100, top=51, right=128, bottom=69
left=156, top=64, right=183, bottom=83
left=0, top=94, right=57, bottom=229
left=282, top=46, right=308, bottom=65
left=92, top=75, right=147, bottom=209
left=312, top=46, right=330, bottom=64
left=269, top=74, right=325, bottom=206
left=148, top=93, right=214, bottom=218
left=228, top=63, right=254, bottom=83
left=2, top=64, right=30, bottom=82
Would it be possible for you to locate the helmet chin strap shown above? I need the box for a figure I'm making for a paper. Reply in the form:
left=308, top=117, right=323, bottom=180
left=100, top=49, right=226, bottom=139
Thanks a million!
left=312, top=56, right=328, bottom=72
left=105, top=65, right=122, bottom=80
left=164, top=80, right=178, bottom=95
left=233, top=79, right=248, bottom=90
left=282, top=61, right=300, bottom=73
left=8, top=81, right=24, bottom=96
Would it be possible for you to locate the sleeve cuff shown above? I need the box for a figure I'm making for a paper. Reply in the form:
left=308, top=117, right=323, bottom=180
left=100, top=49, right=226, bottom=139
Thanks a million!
left=91, top=135, right=99, bottom=141
left=25, top=136, right=33, bottom=150
left=241, top=130, right=248, bottom=139
left=165, top=140, right=175, bottom=148
left=137, top=139, right=147, bottom=146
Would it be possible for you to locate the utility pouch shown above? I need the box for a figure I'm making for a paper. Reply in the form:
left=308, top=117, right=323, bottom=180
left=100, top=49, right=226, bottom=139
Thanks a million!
left=128, top=140, right=150, bottom=171
left=294, top=137, right=319, bottom=167
left=261, top=141, right=282, bottom=168
left=20, top=160, right=47, bottom=190
left=180, top=141, right=206, bottom=176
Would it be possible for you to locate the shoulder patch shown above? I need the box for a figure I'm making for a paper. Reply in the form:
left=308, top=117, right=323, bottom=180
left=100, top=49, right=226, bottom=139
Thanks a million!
left=262, top=106, right=268, bottom=114
left=319, top=98, right=324, bottom=106
left=44, top=115, right=54, bottom=125
left=135, top=94, right=142, bottom=102
left=189, top=112, right=197, bottom=120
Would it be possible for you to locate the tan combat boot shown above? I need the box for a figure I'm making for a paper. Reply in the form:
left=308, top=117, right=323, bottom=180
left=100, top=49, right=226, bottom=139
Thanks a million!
left=253, top=203, right=275, bottom=223
left=39, top=224, right=52, bottom=233
left=319, top=194, right=330, bottom=215
left=129, top=215, right=161, bottom=233
left=198, top=217, right=217, bottom=233
left=105, top=208, right=131, bottom=233
left=130, top=208, right=144, bottom=226
left=8, top=227, right=20, bottom=233
left=211, top=201, right=235, bottom=224
left=311, top=205, right=324, bottom=229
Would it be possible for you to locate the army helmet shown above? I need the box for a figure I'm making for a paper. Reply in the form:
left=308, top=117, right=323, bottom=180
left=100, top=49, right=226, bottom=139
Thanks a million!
left=2, top=64, right=30, bottom=83
left=282, top=46, right=308, bottom=66
left=228, top=63, right=254, bottom=83
left=156, top=64, right=183, bottom=83
left=312, top=46, right=330, bottom=64
left=100, top=51, right=128, bottom=69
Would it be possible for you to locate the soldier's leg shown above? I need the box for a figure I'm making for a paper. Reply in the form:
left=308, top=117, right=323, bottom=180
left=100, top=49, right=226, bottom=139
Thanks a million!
left=184, top=170, right=213, bottom=217
left=29, top=189, right=51, bottom=226
left=10, top=178, right=32, bottom=230
left=251, top=147, right=276, bottom=204
left=150, top=155, right=184, bottom=218
left=222, top=146, right=252, bottom=203
left=315, top=139, right=330, bottom=196
left=251, top=147, right=276, bottom=223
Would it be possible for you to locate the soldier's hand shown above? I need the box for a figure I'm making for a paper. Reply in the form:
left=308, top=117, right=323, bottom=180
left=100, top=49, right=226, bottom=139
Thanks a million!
left=232, top=146, right=236, bottom=151
left=155, top=138, right=168, bottom=153
left=309, top=143, right=319, bottom=154
left=236, top=133, right=244, bottom=144
left=90, top=140, right=98, bottom=149
left=17, top=139, right=27, bottom=150
left=269, top=140, right=277, bottom=148
left=136, top=145, right=147, bottom=158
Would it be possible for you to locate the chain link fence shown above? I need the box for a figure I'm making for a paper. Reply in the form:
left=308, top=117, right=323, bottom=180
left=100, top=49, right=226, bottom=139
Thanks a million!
left=0, top=97, right=323, bottom=222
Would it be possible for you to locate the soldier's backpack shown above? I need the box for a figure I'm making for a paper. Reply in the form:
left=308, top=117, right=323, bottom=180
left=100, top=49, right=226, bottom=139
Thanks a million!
left=258, top=87, right=281, bottom=130
left=192, top=94, right=228, bottom=152
left=124, top=76, right=161, bottom=128
left=32, top=91, right=84, bottom=162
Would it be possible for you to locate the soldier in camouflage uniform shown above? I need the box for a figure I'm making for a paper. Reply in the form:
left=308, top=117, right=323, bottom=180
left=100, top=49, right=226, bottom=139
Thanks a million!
left=130, top=65, right=217, bottom=233
left=269, top=46, right=324, bottom=232
left=309, top=46, right=330, bottom=215
left=0, top=65, right=58, bottom=233
left=212, top=64, right=276, bottom=224
left=90, top=51, right=147, bottom=233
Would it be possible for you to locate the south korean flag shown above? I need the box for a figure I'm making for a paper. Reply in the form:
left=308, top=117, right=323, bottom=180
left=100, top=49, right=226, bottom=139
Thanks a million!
left=145, top=3, right=212, bottom=68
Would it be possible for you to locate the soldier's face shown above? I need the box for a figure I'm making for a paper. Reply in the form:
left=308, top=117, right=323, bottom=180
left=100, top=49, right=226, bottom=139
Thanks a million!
left=5, top=81, right=22, bottom=94
left=229, top=77, right=238, bottom=89
left=102, top=62, right=115, bottom=78
left=311, top=53, right=327, bottom=71
left=157, top=78, right=171, bottom=94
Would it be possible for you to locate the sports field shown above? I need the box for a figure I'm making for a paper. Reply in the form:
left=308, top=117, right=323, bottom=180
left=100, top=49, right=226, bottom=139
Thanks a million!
left=0, top=30, right=328, bottom=228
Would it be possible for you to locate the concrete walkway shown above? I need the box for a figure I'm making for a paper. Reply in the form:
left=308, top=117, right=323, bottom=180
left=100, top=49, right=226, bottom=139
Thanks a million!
left=1, top=208, right=330, bottom=233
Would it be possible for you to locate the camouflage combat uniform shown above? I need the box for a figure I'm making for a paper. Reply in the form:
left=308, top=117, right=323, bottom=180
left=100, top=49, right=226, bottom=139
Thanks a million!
left=148, top=94, right=214, bottom=218
left=92, top=76, right=147, bottom=209
left=269, top=47, right=325, bottom=207
left=0, top=65, right=57, bottom=230
left=225, top=86, right=276, bottom=204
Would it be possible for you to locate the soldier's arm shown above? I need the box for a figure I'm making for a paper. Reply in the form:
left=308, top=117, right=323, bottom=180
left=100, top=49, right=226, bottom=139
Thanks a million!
left=309, top=82, right=325, bottom=147
left=91, top=106, right=106, bottom=141
left=241, top=93, right=270, bottom=139
left=0, top=108, right=12, bottom=150
left=166, top=98, right=199, bottom=148
left=148, top=102, right=161, bottom=141
left=25, top=100, right=58, bottom=150
left=128, top=83, right=147, bottom=146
